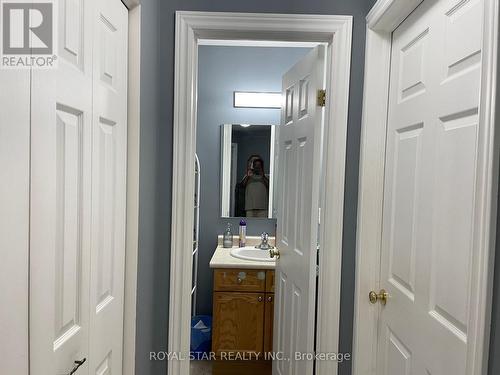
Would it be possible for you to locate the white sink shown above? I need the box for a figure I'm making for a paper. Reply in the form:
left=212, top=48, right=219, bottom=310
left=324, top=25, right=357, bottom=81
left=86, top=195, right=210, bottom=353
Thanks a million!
left=230, top=246, right=275, bottom=262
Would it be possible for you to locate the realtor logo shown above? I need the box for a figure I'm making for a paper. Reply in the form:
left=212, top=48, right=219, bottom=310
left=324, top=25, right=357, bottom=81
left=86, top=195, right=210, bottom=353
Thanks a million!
left=1, top=0, right=57, bottom=68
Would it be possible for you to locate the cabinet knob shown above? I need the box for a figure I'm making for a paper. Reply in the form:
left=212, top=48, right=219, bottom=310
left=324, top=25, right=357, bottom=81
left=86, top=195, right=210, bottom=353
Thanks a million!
left=258, top=296, right=263, bottom=302
left=267, top=296, right=272, bottom=302
left=237, top=278, right=242, bottom=284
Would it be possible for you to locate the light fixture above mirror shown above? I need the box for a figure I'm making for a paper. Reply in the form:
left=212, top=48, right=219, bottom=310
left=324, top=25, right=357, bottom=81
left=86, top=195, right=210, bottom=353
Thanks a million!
left=233, top=91, right=282, bottom=109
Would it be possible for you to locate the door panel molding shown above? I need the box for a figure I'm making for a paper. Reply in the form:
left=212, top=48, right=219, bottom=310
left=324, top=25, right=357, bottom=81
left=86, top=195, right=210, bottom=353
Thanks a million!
left=353, top=0, right=500, bottom=374
left=170, top=11, right=353, bottom=375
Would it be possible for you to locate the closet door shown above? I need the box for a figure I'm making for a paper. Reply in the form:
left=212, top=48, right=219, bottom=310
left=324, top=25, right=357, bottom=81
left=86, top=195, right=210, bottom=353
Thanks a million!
left=30, top=0, right=128, bottom=374
left=88, top=0, right=128, bottom=373
left=30, top=0, right=94, bottom=373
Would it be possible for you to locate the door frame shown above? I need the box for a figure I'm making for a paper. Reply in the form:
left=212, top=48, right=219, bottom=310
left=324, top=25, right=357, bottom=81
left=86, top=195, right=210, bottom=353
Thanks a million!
left=353, top=0, right=500, bottom=374
left=169, top=11, right=353, bottom=375
left=122, top=1, right=141, bottom=375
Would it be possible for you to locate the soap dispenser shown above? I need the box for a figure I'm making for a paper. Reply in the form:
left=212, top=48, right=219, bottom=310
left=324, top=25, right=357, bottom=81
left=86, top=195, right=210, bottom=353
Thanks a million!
left=223, top=223, right=233, bottom=248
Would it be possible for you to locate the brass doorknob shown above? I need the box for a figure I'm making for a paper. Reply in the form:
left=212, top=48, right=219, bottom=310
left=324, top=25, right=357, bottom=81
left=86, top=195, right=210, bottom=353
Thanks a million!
left=369, top=289, right=388, bottom=305
left=269, top=248, right=280, bottom=259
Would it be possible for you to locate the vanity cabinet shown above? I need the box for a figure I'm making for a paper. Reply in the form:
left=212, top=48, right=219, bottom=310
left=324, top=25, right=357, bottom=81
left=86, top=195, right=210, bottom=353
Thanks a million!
left=212, top=269, right=275, bottom=356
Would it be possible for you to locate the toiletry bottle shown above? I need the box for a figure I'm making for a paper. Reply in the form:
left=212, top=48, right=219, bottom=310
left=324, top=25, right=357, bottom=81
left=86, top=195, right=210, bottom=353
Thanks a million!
left=223, top=223, right=233, bottom=248
left=239, top=219, right=247, bottom=247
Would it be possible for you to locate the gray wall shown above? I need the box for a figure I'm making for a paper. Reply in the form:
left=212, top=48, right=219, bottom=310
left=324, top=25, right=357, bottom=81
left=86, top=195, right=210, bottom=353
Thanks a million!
left=195, top=46, right=311, bottom=315
left=135, top=0, right=168, bottom=374
left=136, top=1, right=500, bottom=374
left=137, top=1, right=376, bottom=374
left=488, top=173, right=500, bottom=373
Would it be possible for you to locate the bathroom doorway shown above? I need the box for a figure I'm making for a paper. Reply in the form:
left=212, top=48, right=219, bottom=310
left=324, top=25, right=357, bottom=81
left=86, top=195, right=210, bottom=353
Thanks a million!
left=170, top=12, right=353, bottom=375
left=191, top=43, right=314, bottom=375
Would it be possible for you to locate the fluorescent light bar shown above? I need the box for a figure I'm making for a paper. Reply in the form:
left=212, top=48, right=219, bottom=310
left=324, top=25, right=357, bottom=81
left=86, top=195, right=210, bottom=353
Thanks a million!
left=233, top=92, right=282, bottom=109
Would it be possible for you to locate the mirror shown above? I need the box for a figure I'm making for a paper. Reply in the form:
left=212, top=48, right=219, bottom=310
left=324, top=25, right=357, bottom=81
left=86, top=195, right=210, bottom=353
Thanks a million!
left=220, top=124, right=276, bottom=218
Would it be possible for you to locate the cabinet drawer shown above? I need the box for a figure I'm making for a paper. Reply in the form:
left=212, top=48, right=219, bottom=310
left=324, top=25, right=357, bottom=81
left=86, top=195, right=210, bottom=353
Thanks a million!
left=266, top=271, right=275, bottom=293
left=214, top=269, right=266, bottom=292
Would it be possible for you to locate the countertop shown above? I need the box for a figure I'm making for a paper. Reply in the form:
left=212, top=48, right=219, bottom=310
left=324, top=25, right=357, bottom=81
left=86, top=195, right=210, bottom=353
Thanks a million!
left=209, top=246, right=276, bottom=270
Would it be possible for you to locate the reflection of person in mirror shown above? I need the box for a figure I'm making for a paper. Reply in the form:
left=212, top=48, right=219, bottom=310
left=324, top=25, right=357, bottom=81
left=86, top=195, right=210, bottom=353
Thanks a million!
left=241, top=155, right=269, bottom=218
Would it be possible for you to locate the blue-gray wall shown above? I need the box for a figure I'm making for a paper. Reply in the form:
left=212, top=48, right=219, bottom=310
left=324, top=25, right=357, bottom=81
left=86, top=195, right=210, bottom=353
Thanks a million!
left=488, top=175, right=500, bottom=374
left=135, top=1, right=167, bottom=375
left=137, top=1, right=377, bottom=371
left=195, top=46, right=311, bottom=315
left=136, top=0, right=174, bottom=375
left=134, top=1, right=499, bottom=375
left=137, top=1, right=376, bottom=374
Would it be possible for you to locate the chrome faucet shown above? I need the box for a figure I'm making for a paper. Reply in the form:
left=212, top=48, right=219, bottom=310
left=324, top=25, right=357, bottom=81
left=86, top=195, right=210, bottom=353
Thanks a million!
left=256, top=232, right=274, bottom=250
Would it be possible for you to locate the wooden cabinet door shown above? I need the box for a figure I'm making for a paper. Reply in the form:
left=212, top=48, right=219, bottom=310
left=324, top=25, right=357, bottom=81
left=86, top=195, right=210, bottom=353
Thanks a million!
left=265, top=270, right=275, bottom=293
left=212, top=292, right=265, bottom=355
left=264, top=294, right=274, bottom=353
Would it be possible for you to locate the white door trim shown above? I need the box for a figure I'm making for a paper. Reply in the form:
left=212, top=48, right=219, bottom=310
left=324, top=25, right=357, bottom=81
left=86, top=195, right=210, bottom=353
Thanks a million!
left=169, top=11, right=353, bottom=375
left=352, top=1, right=500, bottom=374
left=0, top=68, right=31, bottom=375
left=123, top=2, right=141, bottom=375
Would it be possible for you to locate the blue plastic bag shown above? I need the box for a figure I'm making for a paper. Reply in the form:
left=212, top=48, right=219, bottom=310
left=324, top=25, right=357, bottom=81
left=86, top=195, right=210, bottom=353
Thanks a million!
left=190, top=315, right=212, bottom=358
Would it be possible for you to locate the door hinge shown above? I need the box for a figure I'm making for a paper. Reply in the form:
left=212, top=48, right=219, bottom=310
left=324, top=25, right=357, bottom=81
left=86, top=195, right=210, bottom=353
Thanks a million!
left=317, top=89, right=326, bottom=107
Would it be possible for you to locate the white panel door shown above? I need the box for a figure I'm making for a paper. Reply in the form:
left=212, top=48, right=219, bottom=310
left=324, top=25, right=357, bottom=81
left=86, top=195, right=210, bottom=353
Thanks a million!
left=88, top=0, right=128, bottom=374
left=30, top=0, right=128, bottom=374
left=377, top=0, right=484, bottom=374
left=30, top=0, right=94, bottom=373
left=273, top=46, right=325, bottom=375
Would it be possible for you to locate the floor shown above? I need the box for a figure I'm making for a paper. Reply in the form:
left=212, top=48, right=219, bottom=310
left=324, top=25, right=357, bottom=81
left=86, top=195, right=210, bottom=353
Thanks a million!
left=190, top=360, right=272, bottom=375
